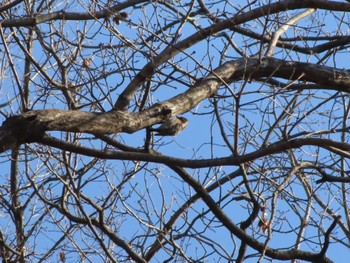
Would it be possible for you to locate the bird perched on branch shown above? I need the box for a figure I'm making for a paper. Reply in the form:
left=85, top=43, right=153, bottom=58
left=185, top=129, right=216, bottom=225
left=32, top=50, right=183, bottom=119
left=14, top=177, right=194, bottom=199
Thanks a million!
left=149, top=116, right=188, bottom=136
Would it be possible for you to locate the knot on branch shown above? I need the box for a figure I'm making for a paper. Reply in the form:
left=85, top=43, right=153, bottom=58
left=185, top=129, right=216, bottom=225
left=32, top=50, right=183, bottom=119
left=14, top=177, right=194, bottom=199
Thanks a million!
left=150, top=102, right=174, bottom=119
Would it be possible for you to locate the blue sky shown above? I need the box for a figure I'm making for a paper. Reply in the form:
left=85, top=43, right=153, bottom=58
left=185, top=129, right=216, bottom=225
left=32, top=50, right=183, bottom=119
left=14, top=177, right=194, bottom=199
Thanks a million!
left=1, top=1, right=350, bottom=262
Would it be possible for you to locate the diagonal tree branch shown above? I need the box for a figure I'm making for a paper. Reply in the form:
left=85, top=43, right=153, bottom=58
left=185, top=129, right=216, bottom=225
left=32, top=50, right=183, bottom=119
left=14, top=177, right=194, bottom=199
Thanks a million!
left=113, top=0, right=350, bottom=110
left=1, top=57, right=350, bottom=152
left=169, top=165, right=333, bottom=263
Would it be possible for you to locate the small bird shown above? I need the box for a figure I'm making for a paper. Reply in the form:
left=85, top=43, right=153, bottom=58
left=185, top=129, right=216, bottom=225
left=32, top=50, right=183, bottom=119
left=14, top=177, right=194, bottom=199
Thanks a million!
left=149, top=116, right=188, bottom=136
left=82, top=58, right=91, bottom=68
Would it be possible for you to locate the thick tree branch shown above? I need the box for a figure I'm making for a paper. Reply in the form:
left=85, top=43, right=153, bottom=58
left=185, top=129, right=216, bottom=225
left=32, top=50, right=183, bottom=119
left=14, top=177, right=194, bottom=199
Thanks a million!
left=1, top=57, right=350, bottom=152
left=0, top=106, right=170, bottom=152
left=247, top=57, right=350, bottom=91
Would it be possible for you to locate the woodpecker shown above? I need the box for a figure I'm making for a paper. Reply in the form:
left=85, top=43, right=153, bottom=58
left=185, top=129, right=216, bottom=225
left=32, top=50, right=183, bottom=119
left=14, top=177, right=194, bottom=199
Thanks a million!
left=149, top=116, right=188, bottom=136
